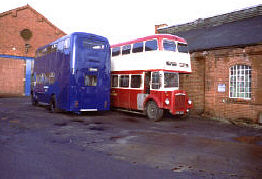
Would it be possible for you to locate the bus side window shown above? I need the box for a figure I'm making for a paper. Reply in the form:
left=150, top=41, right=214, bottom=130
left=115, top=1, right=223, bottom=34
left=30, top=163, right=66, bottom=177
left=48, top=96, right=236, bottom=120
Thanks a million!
left=131, top=75, right=141, bottom=88
left=119, top=75, right=129, bottom=88
left=122, top=45, right=131, bottom=55
left=111, top=75, right=118, bottom=87
left=64, top=38, right=70, bottom=49
left=151, top=72, right=160, bottom=89
left=112, top=47, right=120, bottom=57
left=163, top=39, right=176, bottom=52
left=57, top=41, right=64, bottom=51
left=49, top=72, right=55, bottom=84
left=132, top=42, right=143, bottom=53
left=145, top=40, right=158, bottom=51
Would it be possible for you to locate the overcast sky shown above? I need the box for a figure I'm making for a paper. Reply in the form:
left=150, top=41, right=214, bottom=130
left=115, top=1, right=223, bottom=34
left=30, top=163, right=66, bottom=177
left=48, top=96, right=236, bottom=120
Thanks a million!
left=1, top=0, right=261, bottom=44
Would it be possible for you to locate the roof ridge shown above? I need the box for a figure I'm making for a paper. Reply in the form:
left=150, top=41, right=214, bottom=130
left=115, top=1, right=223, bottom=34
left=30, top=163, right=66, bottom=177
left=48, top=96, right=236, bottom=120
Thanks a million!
left=0, top=4, right=66, bottom=35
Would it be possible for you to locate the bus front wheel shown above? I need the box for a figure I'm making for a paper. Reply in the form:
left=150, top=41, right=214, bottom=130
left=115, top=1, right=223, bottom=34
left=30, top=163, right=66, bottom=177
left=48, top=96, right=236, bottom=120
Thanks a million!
left=146, top=101, right=163, bottom=122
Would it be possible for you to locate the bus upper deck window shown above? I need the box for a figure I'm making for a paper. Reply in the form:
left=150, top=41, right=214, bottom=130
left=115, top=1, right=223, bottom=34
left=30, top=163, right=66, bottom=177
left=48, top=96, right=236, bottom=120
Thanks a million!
left=177, top=43, right=189, bottom=53
left=112, top=47, right=120, bottom=57
left=145, top=40, right=158, bottom=51
left=163, top=39, right=176, bottom=52
left=64, top=38, right=70, bottom=49
left=122, top=45, right=131, bottom=55
left=132, top=42, right=143, bottom=53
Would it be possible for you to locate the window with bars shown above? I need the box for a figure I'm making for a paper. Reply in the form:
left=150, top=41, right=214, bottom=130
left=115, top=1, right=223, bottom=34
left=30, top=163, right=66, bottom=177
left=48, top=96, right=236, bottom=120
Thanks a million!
left=229, top=65, right=251, bottom=99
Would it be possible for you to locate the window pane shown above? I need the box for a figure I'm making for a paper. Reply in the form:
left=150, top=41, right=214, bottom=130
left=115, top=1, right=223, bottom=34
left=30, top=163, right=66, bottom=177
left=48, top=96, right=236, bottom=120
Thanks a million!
left=132, top=42, right=143, bottom=53
left=131, top=75, right=141, bottom=88
left=85, top=75, right=97, bottom=86
left=177, top=43, right=189, bottom=53
left=122, top=45, right=131, bottom=55
left=111, top=75, right=118, bottom=87
left=163, top=39, right=176, bottom=52
left=145, top=40, right=158, bottom=51
left=120, top=75, right=129, bottom=88
left=152, top=72, right=160, bottom=89
left=229, top=64, right=251, bottom=99
left=164, top=72, right=178, bottom=88
left=112, top=47, right=120, bottom=56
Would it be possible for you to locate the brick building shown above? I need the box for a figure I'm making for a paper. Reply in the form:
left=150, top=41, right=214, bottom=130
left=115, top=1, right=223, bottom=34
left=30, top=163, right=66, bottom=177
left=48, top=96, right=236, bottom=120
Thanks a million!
left=157, top=5, right=262, bottom=124
left=0, top=4, right=66, bottom=96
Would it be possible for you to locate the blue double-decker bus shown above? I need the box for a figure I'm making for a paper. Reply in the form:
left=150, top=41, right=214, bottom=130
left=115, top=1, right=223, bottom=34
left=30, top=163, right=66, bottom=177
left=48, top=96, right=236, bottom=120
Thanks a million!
left=31, top=32, right=111, bottom=112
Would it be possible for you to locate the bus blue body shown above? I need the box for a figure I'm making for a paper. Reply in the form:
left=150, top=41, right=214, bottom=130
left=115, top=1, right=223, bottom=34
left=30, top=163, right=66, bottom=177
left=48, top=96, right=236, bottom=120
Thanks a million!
left=31, top=32, right=111, bottom=112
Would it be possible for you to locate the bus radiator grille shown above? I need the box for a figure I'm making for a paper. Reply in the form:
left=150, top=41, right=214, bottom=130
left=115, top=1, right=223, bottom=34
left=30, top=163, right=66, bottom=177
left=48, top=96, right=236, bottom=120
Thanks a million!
left=174, top=95, right=186, bottom=110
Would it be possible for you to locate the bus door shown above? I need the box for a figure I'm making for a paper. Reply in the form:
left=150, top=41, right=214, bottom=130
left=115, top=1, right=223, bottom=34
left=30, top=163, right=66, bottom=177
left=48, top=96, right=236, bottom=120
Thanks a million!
left=144, top=72, right=151, bottom=94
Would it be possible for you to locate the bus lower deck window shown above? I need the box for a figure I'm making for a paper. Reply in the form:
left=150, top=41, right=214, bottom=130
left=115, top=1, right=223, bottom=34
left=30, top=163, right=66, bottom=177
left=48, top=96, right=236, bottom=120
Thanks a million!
left=111, top=75, right=118, bottom=87
left=131, top=75, right=141, bottom=88
left=85, top=75, right=97, bottom=86
left=151, top=72, right=160, bottom=89
left=120, top=75, right=129, bottom=88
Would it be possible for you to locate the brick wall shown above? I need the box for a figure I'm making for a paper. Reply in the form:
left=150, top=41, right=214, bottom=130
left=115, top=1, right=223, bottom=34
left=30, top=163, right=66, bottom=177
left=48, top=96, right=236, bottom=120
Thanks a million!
left=181, top=45, right=262, bottom=123
left=0, top=6, right=65, bottom=57
left=0, top=5, right=66, bottom=96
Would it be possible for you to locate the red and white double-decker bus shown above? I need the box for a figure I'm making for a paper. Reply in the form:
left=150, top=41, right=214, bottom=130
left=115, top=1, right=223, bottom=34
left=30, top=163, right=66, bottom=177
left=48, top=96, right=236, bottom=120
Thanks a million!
left=110, top=34, right=192, bottom=121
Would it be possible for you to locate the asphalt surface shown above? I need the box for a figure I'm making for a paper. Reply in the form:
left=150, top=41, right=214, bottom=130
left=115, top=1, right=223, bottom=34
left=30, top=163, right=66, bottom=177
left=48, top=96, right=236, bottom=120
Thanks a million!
left=0, top=97, right=261, bottom=178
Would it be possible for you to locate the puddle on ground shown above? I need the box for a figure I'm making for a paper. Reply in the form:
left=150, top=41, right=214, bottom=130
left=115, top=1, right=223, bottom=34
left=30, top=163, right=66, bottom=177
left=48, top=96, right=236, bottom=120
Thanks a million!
left=123, top=118, right=139, bottom=123
left=233, top=136, right=262, bottom=145
left=89, top=126, right=105, bottom=131
left=172, top=165, right=193, bottom=173
left=54, top=122, right=68, bottom=126
left=71, top=118, right=84, bottom=123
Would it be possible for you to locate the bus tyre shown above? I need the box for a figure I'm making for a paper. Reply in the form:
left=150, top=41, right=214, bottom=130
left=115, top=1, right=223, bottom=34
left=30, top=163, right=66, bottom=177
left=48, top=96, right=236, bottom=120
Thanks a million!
left=146, top=101, right=164, bottom=122
left=49, top=96, right=58, bottom=113
left=31, top=94, right=38, bottom=106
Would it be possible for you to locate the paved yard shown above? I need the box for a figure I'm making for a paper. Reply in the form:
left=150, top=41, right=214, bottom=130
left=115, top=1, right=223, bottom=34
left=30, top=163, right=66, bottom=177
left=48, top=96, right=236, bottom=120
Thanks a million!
left=0, top=97, right=261, bottom=178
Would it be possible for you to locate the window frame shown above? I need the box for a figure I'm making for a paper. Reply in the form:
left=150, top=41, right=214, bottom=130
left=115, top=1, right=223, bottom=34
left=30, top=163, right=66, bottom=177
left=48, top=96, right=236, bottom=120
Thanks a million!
left=119, top=75, right=130, bottom=88
left=163, top=39, right=177, bottom=52
left=145, top=39, right=158, bottom=52
left=130, top=74, right=142, bottom=89
left=229, top=64, right=251, bottom=100
left=111, top=75, right=119, bottom=88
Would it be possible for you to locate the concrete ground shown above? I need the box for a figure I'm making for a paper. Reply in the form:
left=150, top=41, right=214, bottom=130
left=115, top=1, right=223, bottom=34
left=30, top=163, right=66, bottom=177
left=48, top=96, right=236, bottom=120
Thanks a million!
left=0, top=97, right=261, bottom=178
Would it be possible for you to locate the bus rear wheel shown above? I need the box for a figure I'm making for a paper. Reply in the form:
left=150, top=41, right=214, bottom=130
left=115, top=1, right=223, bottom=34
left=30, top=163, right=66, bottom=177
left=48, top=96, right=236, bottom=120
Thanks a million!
left=146, top=101, right=163, bottom=122
left=31, top=93, right=38, bottom=106
left=49, top=96, right=58, bottom=113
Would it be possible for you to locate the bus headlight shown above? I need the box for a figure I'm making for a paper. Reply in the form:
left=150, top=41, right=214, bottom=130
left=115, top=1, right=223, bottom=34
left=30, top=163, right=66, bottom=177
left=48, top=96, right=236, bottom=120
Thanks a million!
left=188, top=100, right=192, bottom=105
left=165, top=98, right=170, bottom=105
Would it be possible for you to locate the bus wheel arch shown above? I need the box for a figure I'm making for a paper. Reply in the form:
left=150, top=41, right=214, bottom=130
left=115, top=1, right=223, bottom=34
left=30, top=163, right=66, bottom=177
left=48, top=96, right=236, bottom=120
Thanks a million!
left=145, top=100, right=164, bottom=122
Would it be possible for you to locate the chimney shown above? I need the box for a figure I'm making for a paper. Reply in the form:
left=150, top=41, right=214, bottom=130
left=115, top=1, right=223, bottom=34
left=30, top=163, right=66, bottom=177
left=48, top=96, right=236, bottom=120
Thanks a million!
left=155, top=24, right=168, bottom=34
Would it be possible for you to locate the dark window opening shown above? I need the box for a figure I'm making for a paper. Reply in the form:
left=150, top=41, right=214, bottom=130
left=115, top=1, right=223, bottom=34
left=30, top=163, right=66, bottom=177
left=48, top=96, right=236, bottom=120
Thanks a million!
left=131, top=75, right=142, bottom=88
left=122, top=45, right=131, bottom=55
left=85, top=75, right=97, bottom=86
left=132, top=42, right=143, bottom=53
left=112, top=47, right=121, bottom=56
left=145, top=40, right=158, bottom=51
left=120, top=75, right=129, bottom=88
left=111, top=75, right=118, bottom=87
